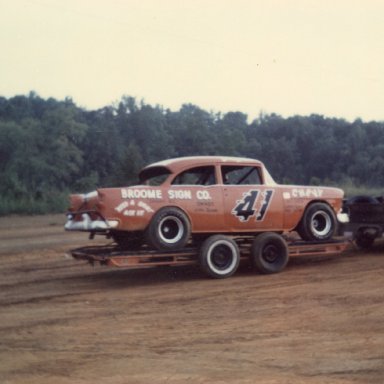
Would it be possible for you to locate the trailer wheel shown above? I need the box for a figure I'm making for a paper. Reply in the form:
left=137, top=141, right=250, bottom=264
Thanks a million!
left=297, top=203, right=337, bottom=241
left=146, top=207, right=190, bottom=251
left=199, top=235, right=240, bottom=279
left=251, top=232, right=289, bottom=274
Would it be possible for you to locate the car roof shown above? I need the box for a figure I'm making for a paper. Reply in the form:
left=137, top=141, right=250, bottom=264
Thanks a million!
left=142, top=156, right=264, bottom=173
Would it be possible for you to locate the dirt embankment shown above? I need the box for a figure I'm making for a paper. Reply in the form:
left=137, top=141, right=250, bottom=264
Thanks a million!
left=0, top=215, right=383, bottom=384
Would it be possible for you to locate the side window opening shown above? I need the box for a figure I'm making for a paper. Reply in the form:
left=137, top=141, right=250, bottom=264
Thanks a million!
left=221, top=166, right=262, bottom=185
left=139, top=167, right=171, bottom=186
left=172, top=166, right=216, bottom=186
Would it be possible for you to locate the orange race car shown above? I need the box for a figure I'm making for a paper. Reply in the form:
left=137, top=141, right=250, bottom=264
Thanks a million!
left=65, top=156, right=344, bottom=250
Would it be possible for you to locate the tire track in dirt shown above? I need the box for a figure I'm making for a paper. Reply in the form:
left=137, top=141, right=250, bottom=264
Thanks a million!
left=0, top=215, right=383, bottom=384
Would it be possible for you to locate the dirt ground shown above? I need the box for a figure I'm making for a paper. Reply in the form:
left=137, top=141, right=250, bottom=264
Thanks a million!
left=0, top=215, right=383, bottom=384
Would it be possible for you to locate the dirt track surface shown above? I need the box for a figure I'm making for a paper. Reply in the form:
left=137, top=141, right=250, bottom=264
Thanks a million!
left=0, top=215, right=383, bottom=384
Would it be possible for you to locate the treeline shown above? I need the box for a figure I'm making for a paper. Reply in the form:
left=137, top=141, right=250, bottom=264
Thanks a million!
left=1, top=92, right=384, bottom=214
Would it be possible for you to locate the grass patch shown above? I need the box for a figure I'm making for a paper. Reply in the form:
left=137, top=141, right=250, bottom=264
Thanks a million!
left=0, top=192, right=69, bottom=216
left=335, top=183, right=383, bottom=199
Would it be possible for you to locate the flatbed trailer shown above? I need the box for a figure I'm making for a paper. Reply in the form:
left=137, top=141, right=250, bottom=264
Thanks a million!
left=70, top=234, right=350, bottom=278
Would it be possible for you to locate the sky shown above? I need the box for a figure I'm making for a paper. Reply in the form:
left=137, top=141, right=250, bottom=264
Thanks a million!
left=1, top=0, right=383, bottom=122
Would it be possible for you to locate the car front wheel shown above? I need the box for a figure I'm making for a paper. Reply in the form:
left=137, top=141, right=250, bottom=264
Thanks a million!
left=297, top=202, right=337, bottom=241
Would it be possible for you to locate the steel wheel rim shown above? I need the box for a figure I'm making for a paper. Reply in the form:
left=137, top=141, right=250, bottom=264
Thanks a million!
left=207, top=241, right=237, bottom=274
left=311, top=211, right=332, bottom=237
left=262, top=244, right=279, bottom=263
left=159, top=216, right=184, bottom=244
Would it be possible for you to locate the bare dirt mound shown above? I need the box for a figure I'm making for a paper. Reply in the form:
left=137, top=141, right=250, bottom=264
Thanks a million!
left=0, top=215, right=383, bottom=383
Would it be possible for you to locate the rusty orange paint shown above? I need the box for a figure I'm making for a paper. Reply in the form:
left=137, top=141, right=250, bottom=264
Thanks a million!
left=65, top=156, right=343, bottom=245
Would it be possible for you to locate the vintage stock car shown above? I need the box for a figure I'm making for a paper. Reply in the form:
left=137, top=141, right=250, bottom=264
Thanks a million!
left=65, top=156, right=344, bottom=251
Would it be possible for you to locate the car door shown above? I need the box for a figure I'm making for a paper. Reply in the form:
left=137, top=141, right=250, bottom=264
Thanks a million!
left=221, top=165, right=284, bottom=232
left=169, top=165, right=225, bottom=232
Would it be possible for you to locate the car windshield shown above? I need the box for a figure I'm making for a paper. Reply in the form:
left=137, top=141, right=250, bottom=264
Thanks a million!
left=139, top=166, right=171, bottom=186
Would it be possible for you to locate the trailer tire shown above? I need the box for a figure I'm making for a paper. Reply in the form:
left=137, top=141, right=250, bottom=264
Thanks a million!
left=297, top=202, right=337, bottom=241
left=146, top=207, right=190, bottom=251
left=251, top=232, right=289, bottom=274
left=199, top=235, right=240, bottom=279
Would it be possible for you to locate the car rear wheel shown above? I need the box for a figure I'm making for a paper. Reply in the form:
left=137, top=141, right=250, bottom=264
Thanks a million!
left=146, top=207, right=191, bottom=251
left=199, top=235, right=240, bottom=279
left=297, top=203, right=337, bottom=241
left=251, top=232, right=289, bottom=274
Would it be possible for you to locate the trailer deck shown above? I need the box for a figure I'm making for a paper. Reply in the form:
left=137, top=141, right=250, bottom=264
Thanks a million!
left=71, top=237, right=350, bottom=271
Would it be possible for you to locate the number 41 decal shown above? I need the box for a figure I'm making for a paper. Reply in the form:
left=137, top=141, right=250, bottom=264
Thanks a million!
left=232, top=189, right=274, bottom=222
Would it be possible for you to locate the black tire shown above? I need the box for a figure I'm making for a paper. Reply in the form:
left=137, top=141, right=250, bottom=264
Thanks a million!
left=199, top=235, right=240, bottom=279
left=297, top=203, right=337, bottom=241
left=146, top=207, right=191, bottom=251
left=251, top=232, right=289, bottom=274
